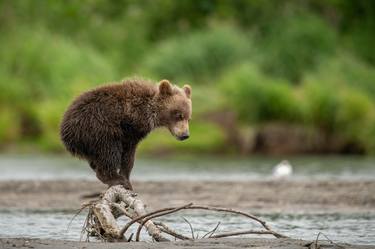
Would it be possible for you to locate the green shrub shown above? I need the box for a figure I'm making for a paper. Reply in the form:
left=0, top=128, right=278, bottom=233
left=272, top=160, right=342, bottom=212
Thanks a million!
left=336, top=89, right=373, bottom=138
left=0, top=27, right=116, bottom=147
left=0, top=107, right=21, bottom=144
left=302, top=81, right=374, bottom=144
left=0, top=1, right=375, bottom=155
left=142, top=27, right=252, bottom=82
left=138, top=121, right=226, bottom=154
left=364, top=120, right=375, bottom=153
left=259, top=14, right=336, bottom=83
left=220, top=63, right=302, bottom=123
left=335, top=89, right=374, bottom=151
left=190, top=85, right=224, bottom=116
left=0, top=69, right=28, bottom=106
left=306, top=54, right=375, bottom=97
left=0, top=27, right=116, bottom=100
left=345, top=24, right=375, bottom=65
left=303, top=54, right=375, bottom=148
left=33, top=100, right=69, bottom=151
left=302, top=82, right=340, bottom=132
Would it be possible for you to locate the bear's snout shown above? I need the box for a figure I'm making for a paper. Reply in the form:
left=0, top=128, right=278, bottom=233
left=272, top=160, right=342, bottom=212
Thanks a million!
left=169, top=120, right=190, bottom=141
left=177, top=132, right=190, bottom=141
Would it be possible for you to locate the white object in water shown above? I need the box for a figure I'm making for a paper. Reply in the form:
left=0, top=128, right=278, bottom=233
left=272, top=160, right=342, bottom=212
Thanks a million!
left=272, top=160, right=293, bottom=178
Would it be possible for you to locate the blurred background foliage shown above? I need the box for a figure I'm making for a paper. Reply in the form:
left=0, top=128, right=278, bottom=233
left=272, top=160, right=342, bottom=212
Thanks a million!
left=0, top=0, right=375, bottom=155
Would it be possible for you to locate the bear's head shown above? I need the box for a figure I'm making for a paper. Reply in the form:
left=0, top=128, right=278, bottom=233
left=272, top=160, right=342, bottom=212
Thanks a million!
left=157, top=79, right=192, bottom=141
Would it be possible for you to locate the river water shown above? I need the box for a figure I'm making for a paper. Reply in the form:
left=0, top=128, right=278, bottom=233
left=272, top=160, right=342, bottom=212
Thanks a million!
left=0, top=154, right=374, bottom=181
left=0, top=154, right=374, bottom=245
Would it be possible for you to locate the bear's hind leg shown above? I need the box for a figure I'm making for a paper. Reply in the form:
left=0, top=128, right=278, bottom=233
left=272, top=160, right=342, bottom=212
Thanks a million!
left=88, top=143, right=126, bottom=187
left=90, top=160, right=124, bottom=187
left=119, top=145, right=136, bottom=191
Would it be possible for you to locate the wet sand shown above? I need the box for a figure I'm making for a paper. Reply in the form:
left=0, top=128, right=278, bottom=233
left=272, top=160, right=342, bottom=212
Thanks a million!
left=1, top=237, right=373, bottom=249
left=0, top=179, right=374, bottom=213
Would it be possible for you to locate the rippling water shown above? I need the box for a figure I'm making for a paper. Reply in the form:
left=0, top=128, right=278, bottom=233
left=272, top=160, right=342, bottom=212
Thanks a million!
left=0, top=210, right=374, bottom=245
left=0, top=154, right=375, bottom=181
left=0, top=154, right=374, bottom=245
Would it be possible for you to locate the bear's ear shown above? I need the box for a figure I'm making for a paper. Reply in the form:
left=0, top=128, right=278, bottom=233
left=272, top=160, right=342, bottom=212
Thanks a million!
left=183, top=84, right=191, bottom=99
left=159, top=79, right=173, bottom=96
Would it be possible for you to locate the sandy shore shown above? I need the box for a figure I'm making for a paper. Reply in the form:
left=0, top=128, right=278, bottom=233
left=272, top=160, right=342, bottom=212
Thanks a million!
left=0, top=179, right=374, bottom=213
left=1, top=237, right=374, bottom=249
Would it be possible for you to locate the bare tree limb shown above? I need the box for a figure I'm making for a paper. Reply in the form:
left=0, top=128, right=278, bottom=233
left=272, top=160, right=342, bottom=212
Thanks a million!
left=210, top=229, right=278, bottom=238
left=202, top=222, right=221, bottom=238
left=120, top=203, right=193, bottom=237
left=83, top=185, right=288, bottom=242
left=154, top=222, right=192, bottom=241
left=187, top=205, right=287, bottom=238
left=182, top=217, right=195, bottom=239
left=314, top=232, right=345, bottom=249
left=135, top=203, right=194, bottom=241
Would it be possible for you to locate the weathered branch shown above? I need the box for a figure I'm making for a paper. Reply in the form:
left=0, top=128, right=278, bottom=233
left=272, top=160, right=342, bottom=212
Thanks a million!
left=210, top=230, right=281, bottom=238
left=188, top=205, right=281, bottom=236
left=84, top=184, right=288, bottom=242
left=182, top=217, right=195, bottom=240
left=135, top=203, right=193, bottom=241
left=91, top=185, right=168, bottom=241
left=202, top=222, right=220, bottom=238
left=120, top=203, right=193, bottom=237
left=154, top=222, right=192, bottom=241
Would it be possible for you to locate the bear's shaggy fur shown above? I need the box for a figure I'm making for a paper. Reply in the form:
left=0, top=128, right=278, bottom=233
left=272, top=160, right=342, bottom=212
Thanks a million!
left=60, top=79, right=192, bottom=190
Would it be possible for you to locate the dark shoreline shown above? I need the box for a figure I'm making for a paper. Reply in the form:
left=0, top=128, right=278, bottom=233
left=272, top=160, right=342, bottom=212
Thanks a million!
left=1, top=237, right=373, bottom=249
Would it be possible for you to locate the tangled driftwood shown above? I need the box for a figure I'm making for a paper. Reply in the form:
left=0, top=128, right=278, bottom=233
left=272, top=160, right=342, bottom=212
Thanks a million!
left=82, top=185, right=287, bottom=242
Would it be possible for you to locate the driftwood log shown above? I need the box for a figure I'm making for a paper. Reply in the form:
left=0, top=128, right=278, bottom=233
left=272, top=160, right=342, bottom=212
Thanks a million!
left=82, top=185, right=287, bottom=242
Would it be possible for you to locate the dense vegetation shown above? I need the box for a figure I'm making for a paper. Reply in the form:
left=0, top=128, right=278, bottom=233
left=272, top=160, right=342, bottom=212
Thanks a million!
left=0, top=0, right=375, bottom=155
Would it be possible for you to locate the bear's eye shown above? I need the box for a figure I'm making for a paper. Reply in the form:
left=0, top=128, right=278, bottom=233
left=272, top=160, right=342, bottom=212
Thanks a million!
left=171, top=110, right=184, bottom=121
left=174, top=112, right=184, bottom=121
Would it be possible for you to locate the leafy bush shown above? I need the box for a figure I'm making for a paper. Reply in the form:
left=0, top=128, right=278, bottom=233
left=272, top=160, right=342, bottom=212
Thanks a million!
left=302, top=82, right=340, bottom=132
left=0, top=27, right=116, bottom=145
left=0, top=107, right=20, bottom=144
left=364, top=120, right=375, bottom=153
left=142, top=27, right=252, bottom=82
left=258, top=14, right=336, bottom=83
left=0, top=1, right=375, bottom=155
left=344, top=23, right=375, bottom=65
left=33, top=100, right=69, bottom=151
left=305, top=54, right=375, bottom=97
left=138, top=121, right=226, bottom=154
left=302, top=54, right=375, bottom=148
left=220, top=63, right=302, bottom=123
left=302, top=81, right=374, bottom=146
left=0, top=27, right=116, bottom=100
left=336, top=89, right=374, bottom=144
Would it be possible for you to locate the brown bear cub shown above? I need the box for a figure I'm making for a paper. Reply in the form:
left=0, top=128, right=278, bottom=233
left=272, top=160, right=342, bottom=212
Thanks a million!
left=60, top=79, right=192, bottom=190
